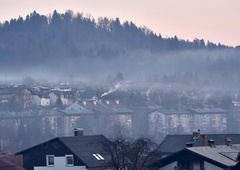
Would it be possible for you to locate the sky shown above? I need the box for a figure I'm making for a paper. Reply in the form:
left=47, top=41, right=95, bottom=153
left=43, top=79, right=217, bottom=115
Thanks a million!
left=0, top=0, right=239, bottom=47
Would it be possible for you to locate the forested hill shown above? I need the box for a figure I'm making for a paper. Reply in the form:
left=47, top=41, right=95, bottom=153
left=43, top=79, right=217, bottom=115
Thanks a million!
left=0, top=10, right=234, bottom=62
left=0, top=10, right=240, bottom=86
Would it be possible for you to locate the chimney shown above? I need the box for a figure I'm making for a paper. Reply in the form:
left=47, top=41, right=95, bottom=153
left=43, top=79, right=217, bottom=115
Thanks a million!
left=93, top=100, right=97, bottom=105
left=74, top=128, right=84, bottom=136
left=186, top=142, right=194, bottom=147
left=193, top=129, right=200, bottom=140
left=202, top=135, right=208, bottom=146
left=106, top=100, right=110, bottom=105
left=225, top=138, right=232, bottom=146
left=83, top=101, right=87, bottom=105
left=208, top=139, right=215, bottom=147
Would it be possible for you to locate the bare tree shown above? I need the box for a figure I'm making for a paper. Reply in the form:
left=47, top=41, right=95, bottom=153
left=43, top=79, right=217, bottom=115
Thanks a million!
left=100, top=135, right=158, bottom=170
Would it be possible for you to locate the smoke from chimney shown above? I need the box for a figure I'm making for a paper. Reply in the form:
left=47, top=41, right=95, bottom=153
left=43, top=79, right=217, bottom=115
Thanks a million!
left=101, top=82, right=121, bottom=98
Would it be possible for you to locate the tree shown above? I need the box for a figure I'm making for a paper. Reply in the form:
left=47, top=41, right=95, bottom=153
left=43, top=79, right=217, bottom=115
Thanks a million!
left=116, top=72, right=124, bottom=81
left=22, top=76, right=35, bottom=86
left=56, top=98, right=63, bottom=109
left=100, top=136, right=158, bottom=170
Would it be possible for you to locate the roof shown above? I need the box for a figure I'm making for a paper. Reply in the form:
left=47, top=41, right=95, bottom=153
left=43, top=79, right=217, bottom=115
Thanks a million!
left=187, top=145, right=240, bottom=166
left=16, top=135, right=114, bottom=168
left=151, top=144, right=240, bottom=169
left=98, top=100, right=133, bottom=114
left=59, top=135, right=112, bottom=168
left=156, top=109, right=191, bottom=115
left=189, top=108, right=227, bottom=114
left=78, top=101, right=113, bottom=114
left=64, top=101, right=94, bottom=115
left=232, top=161, right=240, bottom=170
left=158, top=134, right=240, bottom=154
left=0, top=157, right=25, bottom=170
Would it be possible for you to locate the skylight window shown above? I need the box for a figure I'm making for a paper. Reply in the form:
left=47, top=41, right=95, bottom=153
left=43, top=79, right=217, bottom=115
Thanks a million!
left=92, top=153, right=105, bottom=160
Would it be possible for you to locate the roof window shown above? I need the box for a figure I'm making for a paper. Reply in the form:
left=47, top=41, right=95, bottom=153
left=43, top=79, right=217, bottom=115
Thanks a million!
left=92, top=153, right=105, bottom=160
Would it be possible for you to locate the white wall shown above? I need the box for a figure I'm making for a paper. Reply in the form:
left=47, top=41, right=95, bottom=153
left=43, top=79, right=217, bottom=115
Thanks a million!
left=41, top=98, right=51, bottom=106
left=159, top=161, right=178, bottom=170
left=204, top=161, right=224, bottom=170
left=34, top=156, right=88, bottom=170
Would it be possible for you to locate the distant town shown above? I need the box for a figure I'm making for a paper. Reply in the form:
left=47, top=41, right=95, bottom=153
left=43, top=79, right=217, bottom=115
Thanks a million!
left=0, top=77, right=239, bottom=153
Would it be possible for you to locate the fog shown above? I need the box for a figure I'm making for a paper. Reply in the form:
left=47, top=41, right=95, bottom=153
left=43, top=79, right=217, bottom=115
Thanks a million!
left=0, top=10, right=240, bottom=153
left=1, top=48, right=239, bottom=92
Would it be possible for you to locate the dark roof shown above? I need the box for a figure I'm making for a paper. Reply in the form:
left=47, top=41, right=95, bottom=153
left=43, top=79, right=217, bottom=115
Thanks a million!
left=0, top=158, right=25, bottom=170
left=16, top=135, right=114, bottom=168
left=158, top=134, right=240, bottom=154
left=59, top=135, right=112, bottom=168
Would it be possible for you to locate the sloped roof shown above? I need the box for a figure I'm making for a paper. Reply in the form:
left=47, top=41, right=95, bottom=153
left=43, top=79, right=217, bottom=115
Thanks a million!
left=0, top=158, right=25, bottom=170
left=231, top=161, right=240, bottom=170
left=151, top=144, right=240, bottom=169
left=157, top=109, right=191, bottom=115
left=59, top=135, right=112, bottom=168
left=98, top=100, right=133, bottom=114
left=189, top=108, right=227, bottom=114
left=158, top=134, right=240, bottom=154
left=187, top=145, right=240, bottom=166
left=64, top=101, right=94, bottom=115
left=16, top=135, right=115, bottom=168
left=78, top=101, right=113, bottom=114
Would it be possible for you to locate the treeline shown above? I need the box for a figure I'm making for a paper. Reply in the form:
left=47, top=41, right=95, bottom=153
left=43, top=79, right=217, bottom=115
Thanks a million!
left=0, top=10, right=233, bottom=64
left=1, top=10, right=240, bottom=88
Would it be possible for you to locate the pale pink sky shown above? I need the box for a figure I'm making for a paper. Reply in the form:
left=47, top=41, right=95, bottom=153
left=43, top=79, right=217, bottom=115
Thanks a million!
left=0, top=0, right=239, bottom=47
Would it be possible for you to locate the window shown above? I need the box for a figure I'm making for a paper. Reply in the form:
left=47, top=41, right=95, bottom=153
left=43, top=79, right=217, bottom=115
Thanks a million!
left=66, top=155, right=74, bottom=166
left=93, top=153, right=105, bottom=160
left=46, top=155, right=54, bottom=166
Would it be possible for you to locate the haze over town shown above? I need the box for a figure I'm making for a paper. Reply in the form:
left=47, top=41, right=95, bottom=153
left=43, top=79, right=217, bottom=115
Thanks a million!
left=0, top=1, right=240, bottom=170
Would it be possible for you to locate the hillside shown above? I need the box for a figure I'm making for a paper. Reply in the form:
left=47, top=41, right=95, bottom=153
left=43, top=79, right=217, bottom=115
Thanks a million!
left=0, top=10, right=239, bottom=88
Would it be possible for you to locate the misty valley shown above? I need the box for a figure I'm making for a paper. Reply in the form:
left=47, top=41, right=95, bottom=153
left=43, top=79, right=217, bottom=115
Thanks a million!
left=0, top=10, right=240, bottom=170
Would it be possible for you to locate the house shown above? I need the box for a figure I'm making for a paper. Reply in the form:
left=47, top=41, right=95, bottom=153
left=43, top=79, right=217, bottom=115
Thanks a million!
left=60, top=101, right=96, bottom=136
left=31, top=91, right=51, bottom=107
left=16, top=130, right=127, bottom=170
left=189, top=108, right=227, bottom=133
left=77, top=99, right=133, bottom=135
left=147, top=108, right=227, bottom=136
left=157, top=131, right=240, bottom=158
left=0, top=150, right=25, bottom=170
left=40, top=96, right=51, bottom=107
left=98, top=99, right=133, bottom=129
left=0, top=85, right=32, bottom=109
left=149, top=144, right=240, bottom=170
left=0, top=158, right=25, bottom=170
left=148, top=109, right=190, bottom=136
left=49, top=91, right=76, bottom=106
